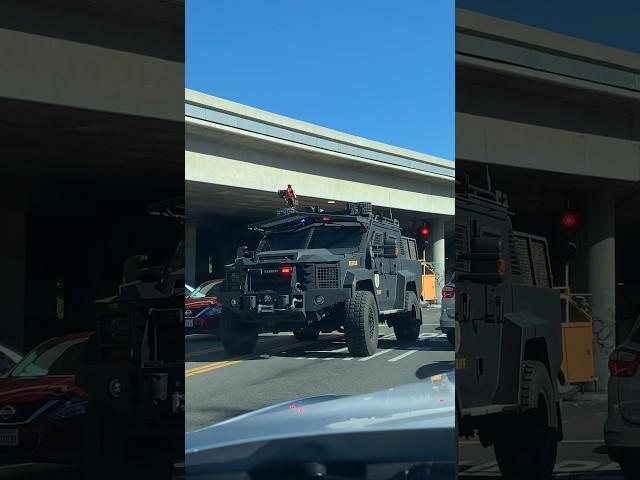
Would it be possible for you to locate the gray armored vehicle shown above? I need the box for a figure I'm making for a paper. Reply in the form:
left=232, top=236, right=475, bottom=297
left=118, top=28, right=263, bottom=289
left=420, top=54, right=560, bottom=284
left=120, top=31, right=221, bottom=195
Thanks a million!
left=218, top=202, right=423, bottom=357
left=455, top=182, right=563, bottom=480
left=77, top=198, right=185, bottom=478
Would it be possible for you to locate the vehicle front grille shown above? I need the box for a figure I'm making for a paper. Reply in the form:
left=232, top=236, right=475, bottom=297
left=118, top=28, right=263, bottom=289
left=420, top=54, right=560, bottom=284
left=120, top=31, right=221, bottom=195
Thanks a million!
left=316, top=264, right=340, bottom=289
left=0, top=400, right=55, bottom=424
left=225, top=271, right=243, bottom=290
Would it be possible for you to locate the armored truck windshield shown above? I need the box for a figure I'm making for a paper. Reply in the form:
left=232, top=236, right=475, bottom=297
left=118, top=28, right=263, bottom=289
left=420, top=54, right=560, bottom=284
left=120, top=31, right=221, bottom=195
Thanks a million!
left=257, top=225, right=364, bottom=253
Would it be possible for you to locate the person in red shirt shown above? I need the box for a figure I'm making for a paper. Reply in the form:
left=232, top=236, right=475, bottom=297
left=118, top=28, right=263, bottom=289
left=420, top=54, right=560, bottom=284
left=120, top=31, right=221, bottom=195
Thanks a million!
left=285, top=184, right=297, bottom=207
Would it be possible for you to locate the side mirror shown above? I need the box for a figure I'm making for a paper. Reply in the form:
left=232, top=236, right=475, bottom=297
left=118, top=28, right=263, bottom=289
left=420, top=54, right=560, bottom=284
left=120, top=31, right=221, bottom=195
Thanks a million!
left=459, top=236, right=505, bottom=284
left=381, top=239, right=399, bottom=258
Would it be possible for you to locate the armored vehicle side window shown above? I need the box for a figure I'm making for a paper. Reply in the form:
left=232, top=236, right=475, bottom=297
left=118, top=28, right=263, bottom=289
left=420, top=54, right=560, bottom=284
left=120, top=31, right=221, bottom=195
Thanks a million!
left=408, top=238, right=418, bottom=260
left=401, top=237, right=410, bottom=256
left=455, top=223, right=470, bottom=273
left=372, top=232, right=384, bottom=246
left=308, top=226, right=364, bottom=250
left=513, top=232, right=553, bottom=287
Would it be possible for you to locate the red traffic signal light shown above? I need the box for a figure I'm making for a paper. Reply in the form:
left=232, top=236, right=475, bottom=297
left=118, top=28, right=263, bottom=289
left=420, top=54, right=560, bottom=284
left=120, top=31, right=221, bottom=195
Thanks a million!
left=560, top=212, right=577, bottom=228
left=420, top=227, right=430, bottom=236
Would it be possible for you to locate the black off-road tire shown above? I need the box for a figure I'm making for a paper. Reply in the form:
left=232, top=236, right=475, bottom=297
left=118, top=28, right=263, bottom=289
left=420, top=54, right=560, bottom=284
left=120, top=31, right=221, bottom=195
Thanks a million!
left=220, top=309, right=258, bottom=355
left=620, top=457, right=640, bottom=480
left=493, top=360, right=559, bottom=480
left=294, top=328, right=320, bottom=342
left=445, top=330, right=454, bottom=346
left=393, top=291, right=421, bottom=342
left=343, top=290, right=379, bottom=356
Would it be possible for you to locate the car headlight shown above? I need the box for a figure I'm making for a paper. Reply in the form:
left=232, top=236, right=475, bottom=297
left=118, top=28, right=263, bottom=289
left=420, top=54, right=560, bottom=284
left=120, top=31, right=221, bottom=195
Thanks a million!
left=49, top=399, right=88, bottom=419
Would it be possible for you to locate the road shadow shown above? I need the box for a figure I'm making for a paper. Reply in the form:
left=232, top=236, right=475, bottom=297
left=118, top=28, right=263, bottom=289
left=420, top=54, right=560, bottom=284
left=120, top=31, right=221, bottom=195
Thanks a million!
left=415, top=361, right=454, bottom=379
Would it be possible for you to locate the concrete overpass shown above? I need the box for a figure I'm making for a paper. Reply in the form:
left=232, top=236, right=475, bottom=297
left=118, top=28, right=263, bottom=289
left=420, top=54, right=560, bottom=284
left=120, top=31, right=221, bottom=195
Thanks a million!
left=456, top=8, right=640, bottom=388
left=185, top=89, right=455, bottom=298
left=0, top=0, right=183, bottom=352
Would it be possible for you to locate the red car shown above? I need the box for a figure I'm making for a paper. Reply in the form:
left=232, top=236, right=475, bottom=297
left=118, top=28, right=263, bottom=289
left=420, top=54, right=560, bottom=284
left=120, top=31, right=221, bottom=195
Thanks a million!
left=0, top=332, right=91, bottom=465
left=185, top=279, right=224, bottom=334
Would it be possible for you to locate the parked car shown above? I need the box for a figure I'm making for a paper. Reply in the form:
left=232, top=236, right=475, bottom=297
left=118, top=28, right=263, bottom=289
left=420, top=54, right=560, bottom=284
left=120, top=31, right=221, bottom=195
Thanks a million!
left=185, top=279, right=224, bottom=334
left=605, top=316, right=640, bottom=480
left=0, top=343, right=22, bottom=376
left=439, top=274, right=455, bottom=345
left=0, top=332, right=91, bottom=465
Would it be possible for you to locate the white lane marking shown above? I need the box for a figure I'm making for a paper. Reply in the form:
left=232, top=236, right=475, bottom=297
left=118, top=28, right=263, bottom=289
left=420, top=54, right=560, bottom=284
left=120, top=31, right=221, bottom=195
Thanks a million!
left=388, top=350, right=417, bottom=362
left=358, top=348, right=393, bottom=361
left=305, top=347, right=349, bottom=354
left=343, top=357, right=353, bottom=361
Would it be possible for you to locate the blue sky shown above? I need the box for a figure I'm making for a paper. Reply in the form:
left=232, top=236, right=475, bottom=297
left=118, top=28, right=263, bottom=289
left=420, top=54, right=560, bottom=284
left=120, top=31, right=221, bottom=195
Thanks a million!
left=186, top=1, right=454, bottom=160
left=457, top=0, right=640, bottom=54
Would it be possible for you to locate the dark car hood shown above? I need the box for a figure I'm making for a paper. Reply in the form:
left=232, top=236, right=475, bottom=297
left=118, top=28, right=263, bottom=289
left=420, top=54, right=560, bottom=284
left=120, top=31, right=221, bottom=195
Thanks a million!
left=0, top=376, right=84, bottom=403
left=186, top=372, right=455, bottom=476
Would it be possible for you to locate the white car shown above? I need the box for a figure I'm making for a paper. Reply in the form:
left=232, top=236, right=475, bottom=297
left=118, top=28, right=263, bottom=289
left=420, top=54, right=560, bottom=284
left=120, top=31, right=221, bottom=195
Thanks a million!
left=439, top=275, right=455, bottom=345
left=604, top=316, right=640, bottom=479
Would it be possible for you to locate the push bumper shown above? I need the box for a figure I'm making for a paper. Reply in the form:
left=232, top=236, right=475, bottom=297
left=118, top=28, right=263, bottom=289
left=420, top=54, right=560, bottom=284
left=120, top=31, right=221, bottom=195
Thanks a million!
left=218, top=288, right=350, bottom=321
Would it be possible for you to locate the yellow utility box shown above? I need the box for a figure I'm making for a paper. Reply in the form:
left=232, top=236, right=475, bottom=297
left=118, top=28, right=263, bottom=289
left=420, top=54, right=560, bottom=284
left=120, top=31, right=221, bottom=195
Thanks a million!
left=556, top=287, right=596, bottom=385
left=561, top=322, right=595, bottom=383
left=421, top=261, right=436, bottom=302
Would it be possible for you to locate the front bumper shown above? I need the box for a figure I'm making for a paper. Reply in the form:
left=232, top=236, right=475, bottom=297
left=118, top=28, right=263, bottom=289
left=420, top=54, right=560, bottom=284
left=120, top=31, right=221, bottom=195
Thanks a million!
left=604, top=410, right=640, bottom=460
left=218, top=288, right=350, bottom=322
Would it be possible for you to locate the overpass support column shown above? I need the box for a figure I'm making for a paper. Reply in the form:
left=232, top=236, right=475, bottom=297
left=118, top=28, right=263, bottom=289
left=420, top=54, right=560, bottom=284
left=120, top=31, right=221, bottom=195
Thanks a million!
left=432, top=218, right=445, bottom=304
left=587, top=190, right=616, bottom=391
left=186, top=220, right=197, bottom=288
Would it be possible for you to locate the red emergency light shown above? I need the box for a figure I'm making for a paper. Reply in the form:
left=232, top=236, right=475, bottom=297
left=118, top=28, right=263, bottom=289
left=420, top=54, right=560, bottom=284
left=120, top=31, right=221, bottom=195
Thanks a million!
left=561, top=212, right=577, bottom=228
left=420, top=227, right=430, bottom=236
left=279, top=266, right=293, bottom=275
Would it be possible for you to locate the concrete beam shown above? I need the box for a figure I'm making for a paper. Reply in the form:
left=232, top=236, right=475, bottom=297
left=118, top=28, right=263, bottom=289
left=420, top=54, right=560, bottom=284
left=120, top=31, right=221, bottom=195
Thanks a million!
left=0, top=4, right=183, bottom=121
left=457, top=112, right=640, bottom=181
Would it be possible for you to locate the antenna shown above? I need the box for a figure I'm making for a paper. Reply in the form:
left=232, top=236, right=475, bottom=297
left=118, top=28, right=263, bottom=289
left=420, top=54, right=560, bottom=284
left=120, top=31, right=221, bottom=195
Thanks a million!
left=485, top=165, right=492, bottom=191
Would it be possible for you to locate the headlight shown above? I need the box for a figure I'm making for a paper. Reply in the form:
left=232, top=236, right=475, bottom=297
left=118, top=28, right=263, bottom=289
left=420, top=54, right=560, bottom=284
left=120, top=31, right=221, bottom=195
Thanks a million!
left=49, top=399, right=88, bottom=419
left=107, top=378, right=122, bottom=398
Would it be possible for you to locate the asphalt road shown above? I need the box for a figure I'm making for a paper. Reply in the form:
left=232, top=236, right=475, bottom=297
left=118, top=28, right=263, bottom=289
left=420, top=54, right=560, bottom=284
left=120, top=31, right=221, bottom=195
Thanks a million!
left=185, top=307, right=454, bottom=432
left=459, top=392, right=623, bottom=479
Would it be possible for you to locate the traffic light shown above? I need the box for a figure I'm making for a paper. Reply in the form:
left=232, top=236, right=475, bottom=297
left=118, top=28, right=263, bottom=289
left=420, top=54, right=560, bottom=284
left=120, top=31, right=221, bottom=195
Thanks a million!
left=419, top=223, right=430, bottom=249
left=557, top=209, right=579, bottom=264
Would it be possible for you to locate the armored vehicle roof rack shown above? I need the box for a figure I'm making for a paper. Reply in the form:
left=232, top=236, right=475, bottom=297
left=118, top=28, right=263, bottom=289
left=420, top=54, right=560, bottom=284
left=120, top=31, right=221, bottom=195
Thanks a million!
left=456, top=178, right=510, bottom=208
left=275, top=202, right=374, bottom=218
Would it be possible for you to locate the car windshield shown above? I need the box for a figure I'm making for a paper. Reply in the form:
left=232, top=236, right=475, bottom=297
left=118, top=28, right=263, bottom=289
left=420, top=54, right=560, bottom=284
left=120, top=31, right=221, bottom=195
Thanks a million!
left=10, top=338, right=87, bottom=377
left=190, top=281, right=222, bottom=298
left=258, top=226, right=363, bottom=252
